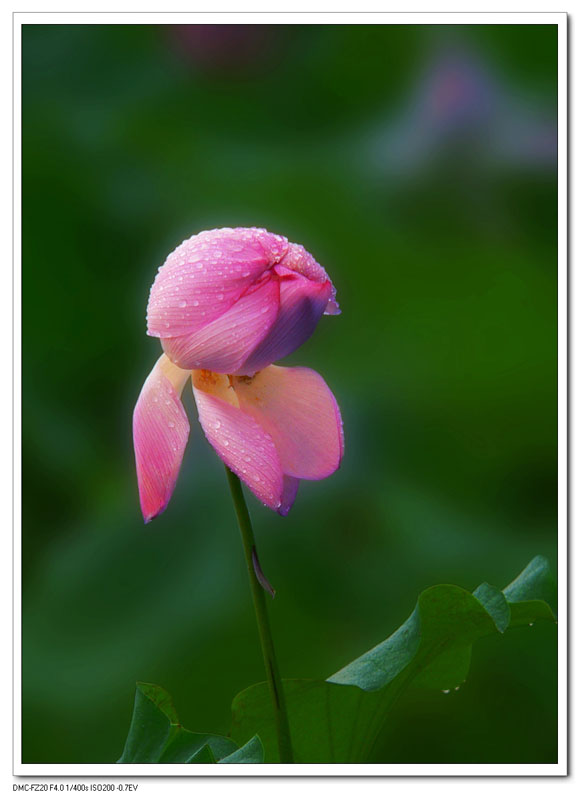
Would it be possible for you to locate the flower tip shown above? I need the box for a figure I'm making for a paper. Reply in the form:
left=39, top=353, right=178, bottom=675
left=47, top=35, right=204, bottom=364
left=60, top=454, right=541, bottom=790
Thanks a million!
left=142, top=496, right=172, bottom=524
left=325, top=297, right=341, bottom=316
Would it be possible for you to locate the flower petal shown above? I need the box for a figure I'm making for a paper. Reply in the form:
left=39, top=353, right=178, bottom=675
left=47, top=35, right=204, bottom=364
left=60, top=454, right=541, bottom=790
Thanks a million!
left=192, top=373, right=285, bottom=512
left=133, top=355, right=191, bottom=523
left=161, top=275, right=280, bottom=373
left=237, top=271, right=332, bottom=375
left=147, top=227, right=288, bottom=339
left=233, top=365, right=344, bottom=480
left=280, top=476, right=300, bottom=516
left=278, top=242, right=340, bottom=315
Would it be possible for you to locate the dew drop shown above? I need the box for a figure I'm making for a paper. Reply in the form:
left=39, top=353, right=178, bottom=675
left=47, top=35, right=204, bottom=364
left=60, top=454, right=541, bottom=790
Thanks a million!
left=192, top=300, right=199, bottom=307
left=168, top=421, right=175, bottom=429
left=178, top=300, right=187, bottom=309
left=217, top=293, right=224, bottom=301
left=441, top=689, right=451, bottom=694
left=223, top=439, right=229, bottom=447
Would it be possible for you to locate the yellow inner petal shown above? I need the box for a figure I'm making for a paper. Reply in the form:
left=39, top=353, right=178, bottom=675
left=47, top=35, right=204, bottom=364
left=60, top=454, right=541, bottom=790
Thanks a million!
left=191, top=369, right=240, bottom=408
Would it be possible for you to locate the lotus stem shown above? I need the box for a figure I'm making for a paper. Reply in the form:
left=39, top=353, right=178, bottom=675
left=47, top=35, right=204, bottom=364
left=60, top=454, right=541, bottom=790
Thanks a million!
left=225, top=466, right=294, bottom=763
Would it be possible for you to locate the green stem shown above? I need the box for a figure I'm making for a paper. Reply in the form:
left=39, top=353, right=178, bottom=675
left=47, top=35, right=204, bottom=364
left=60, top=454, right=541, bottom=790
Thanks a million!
left=225, top=466, right=294, bottom=764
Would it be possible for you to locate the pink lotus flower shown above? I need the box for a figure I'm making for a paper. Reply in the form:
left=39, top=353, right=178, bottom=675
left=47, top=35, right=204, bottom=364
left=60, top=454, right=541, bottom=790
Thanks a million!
left=134, top=228, right=344, bottom=522
left=146, top=227, right=340, bottom=375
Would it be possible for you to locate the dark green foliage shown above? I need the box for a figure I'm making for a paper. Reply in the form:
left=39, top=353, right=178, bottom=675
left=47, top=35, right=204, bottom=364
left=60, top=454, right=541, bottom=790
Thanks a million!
left=119, top=557, right=555, bottom=763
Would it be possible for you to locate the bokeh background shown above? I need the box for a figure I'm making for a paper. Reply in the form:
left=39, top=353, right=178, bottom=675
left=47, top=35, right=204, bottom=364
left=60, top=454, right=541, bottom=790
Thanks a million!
left=22, top=23, right=558, bottom=764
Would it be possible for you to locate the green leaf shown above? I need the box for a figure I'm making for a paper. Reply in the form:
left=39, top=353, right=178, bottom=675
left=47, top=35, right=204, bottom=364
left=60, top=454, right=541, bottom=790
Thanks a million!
left=188, top=745, right=216, bottom=764
left=219, top=735, right=264, bottom=763
left=231, top=679, right=367, bottom=763
left=230, top=556, right=556, bottom=763
left=472, top=583, right=511, bottom=632
left=502, top=555, right=557, bottom=627
left=503, top=555, right=555, bottom=605
left=118, top=682, right=239, bottom=763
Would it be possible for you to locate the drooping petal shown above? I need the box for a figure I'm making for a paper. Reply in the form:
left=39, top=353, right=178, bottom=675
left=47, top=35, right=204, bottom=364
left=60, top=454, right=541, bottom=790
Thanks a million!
left=278, top=241, right=340, bottom=315
left=133, top=355, right=191, bottom=523
left=147, top=227, right=288, bottom=339
left=192, top=372, right=286, bottom=512
left=279, top=476, right=300, bottom=516
left=237, top=270, right=332, bottom=375
left=161, top=275, right=280, bottom=373
left=233, top=365, right=344, bottom=480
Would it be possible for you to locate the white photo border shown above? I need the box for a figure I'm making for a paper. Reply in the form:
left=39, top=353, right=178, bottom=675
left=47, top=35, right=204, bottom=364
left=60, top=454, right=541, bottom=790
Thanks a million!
left=12, top=9, right=567, bottom=779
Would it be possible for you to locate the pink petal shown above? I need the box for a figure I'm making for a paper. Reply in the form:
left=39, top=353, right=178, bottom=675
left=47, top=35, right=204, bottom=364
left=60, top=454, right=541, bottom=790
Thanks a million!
left=161, top=275, right=280, bottom=373
left=280, top=476, right=300, bottom=516
left=278, top=242, right=340, bottom=316
left=192, top=373, right=286, bottom=512
left=233, top=365, right=344, bottom=480
left=133, top=355, right=191, bottom=523
left=237, top=270, right=332, bottom=375
left=147, top=227, right=288, bottom=339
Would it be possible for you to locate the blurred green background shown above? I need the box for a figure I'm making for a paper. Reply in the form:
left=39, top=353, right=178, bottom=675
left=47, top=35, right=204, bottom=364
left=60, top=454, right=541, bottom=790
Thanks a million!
left=22, top=23, right=558, bottom=764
